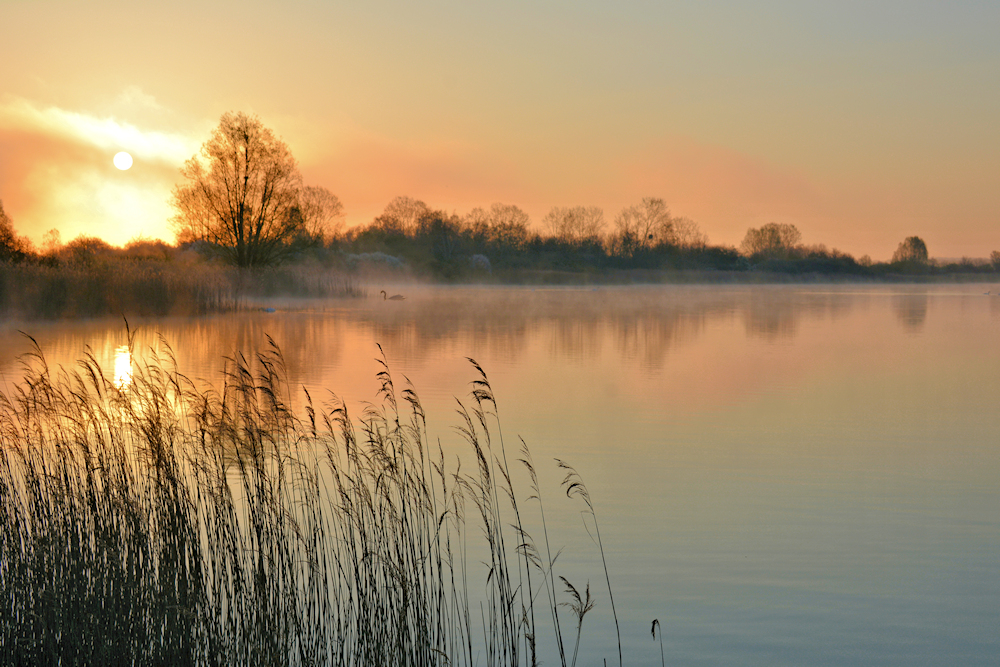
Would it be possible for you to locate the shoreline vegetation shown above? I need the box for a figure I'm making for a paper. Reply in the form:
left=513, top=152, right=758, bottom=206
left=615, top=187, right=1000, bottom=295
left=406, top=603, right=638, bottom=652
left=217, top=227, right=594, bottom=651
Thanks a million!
left=3, top=190, right=1000, bottom=320
left=0, top=336, right=622, bottom=666
left=0, top=228, right=998, bottom=321
left=3, top=114, right=998, bottom=319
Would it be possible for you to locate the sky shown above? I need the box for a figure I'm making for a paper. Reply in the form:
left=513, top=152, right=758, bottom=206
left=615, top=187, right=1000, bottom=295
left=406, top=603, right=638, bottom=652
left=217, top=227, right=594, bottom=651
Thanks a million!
left=1, top=0, right=998, bottom=259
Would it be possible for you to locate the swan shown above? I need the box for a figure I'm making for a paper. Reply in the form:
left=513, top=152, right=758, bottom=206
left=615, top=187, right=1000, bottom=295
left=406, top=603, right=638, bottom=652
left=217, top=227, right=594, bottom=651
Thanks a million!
left=380, top=290, right=405, bottom=301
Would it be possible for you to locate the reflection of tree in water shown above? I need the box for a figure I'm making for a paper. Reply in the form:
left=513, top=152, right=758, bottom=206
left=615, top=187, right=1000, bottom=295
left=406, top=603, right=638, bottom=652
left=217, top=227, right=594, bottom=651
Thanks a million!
left=551, top=317, right=603, bottom=363
left=893, top=294, right=928, bottom=332
left=0, top=287, right=864, bottom=394
left=364, top=291, right=532, bottom=363
left=614, top=304, right=727, bottom=370
left=163, top=288, right=858, bottom=374
left=744, top=290, right=854, bottom=341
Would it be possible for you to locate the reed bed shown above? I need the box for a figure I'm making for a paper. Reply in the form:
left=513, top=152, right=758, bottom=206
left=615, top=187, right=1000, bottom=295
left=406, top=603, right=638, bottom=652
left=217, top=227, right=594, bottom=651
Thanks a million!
left=0, top=262, right=362, bottom=319
left=0, top=334, right=614, bottom=666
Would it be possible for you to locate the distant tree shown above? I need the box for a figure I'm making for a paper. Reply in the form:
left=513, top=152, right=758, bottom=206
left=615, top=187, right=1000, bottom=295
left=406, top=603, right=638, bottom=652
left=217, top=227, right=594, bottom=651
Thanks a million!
left=991, top=250, right=1000, bottom=270
left=124, top=237, right=174, bottom=261
left=542, top=206, right=605, bottom=243
left=0, top=201, right=32, bottom=262
left=665, top=217, right=708, bottom=249
left=416, top=211, right=464, bottom=269
left=171, top=112, right=306, bottom=267
left=293, top=185, right=345, bottom=244
left=41, top=228, right=62, bottom=256
left=464, top=203, right=531, bottom=249
left=372, top=196, right=431, bottom=234
left=63, top=235, right=113, bottom=267
left=740, top=222, right=802, bottom=259
left=613, top=197, right=673, bottom=250
left=891, top=236, right=929, bottom=264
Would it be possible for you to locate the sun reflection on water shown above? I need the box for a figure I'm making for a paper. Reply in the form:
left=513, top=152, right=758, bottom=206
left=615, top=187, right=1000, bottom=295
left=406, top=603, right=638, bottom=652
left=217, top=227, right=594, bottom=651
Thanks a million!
left=114, top=345, right=132, bottom=389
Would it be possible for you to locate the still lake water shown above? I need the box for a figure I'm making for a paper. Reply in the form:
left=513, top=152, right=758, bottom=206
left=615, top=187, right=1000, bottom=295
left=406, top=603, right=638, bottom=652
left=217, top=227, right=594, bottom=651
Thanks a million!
left=2, top=284, right=998, bottom=666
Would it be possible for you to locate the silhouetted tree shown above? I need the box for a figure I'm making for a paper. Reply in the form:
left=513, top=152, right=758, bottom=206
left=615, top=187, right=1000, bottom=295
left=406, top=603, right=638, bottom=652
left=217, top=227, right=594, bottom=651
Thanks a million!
left=891, top=236, right=929, bottom=264
left=416, top=211, right=464, bottom=272
left=740, top=222, right=802, bottom=259
left=0, top=201, right=32, bottom=262
left=542, top=206, right=605, bottom=243
left=171, top=112, right=306, bottom=267
left=991, top=250, right=1000, bottom=270
left=464, top=203, right=531, bottom=255
left=613, top=197, right=673, bottom=251
left=666, top=217, right=708, bottom=249
left=41, top=228, right=62, bottom=257
left=372, top=196, right=431, bottom=234
left=294, top=185, right=345, bottom=244
left=63, top=235, right=113, bottom=267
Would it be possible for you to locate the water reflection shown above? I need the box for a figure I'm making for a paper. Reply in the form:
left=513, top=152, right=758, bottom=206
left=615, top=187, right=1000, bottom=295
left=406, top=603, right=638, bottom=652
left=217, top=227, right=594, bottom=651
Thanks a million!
left=893, top=293, right=929, bottom=331
left=0, top=286, right=958, bottom=396
left=347, top=286, right=860, bottom=366
left=744, top=289, right=856, bottom=340
left=0, top=284, right=998, bottom=666
left=113, top=345, right=132, bottom=389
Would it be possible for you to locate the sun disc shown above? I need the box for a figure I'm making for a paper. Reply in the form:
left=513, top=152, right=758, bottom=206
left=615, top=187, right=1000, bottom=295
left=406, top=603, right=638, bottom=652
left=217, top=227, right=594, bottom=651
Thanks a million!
left=113, top=151, right=133, bottom=170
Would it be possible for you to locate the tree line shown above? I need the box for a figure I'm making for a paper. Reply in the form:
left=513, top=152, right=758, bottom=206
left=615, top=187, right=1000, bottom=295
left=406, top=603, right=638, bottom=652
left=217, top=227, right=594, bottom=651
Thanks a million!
left=2, top=112, right=999, bottom=281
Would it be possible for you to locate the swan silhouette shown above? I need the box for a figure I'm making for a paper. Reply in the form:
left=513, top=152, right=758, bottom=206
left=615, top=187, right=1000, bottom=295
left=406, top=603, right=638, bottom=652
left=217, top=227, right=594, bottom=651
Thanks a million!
left=380, top=290, right=405, bottom=301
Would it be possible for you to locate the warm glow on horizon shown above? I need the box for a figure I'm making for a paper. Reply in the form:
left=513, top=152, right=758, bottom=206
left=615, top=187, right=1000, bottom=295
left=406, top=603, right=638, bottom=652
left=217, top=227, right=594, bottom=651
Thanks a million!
left=0, top=2, right=998, bottom=258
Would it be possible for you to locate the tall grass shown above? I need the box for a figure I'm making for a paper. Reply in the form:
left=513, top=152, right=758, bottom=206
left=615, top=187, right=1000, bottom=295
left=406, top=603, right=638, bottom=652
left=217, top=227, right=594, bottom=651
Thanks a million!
left=0, top=262, right=362, bottom=319
left=0, top=334, right=612, bottom=666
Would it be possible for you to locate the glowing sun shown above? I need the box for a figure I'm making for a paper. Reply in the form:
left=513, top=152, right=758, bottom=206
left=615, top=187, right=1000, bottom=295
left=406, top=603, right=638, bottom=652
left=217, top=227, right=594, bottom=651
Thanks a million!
left=113, top=151, right=133, bottom=170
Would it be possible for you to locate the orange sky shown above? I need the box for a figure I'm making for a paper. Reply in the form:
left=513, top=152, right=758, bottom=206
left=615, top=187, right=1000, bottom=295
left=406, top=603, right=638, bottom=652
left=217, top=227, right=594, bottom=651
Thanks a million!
left=1, top=1, right=998, bottom=259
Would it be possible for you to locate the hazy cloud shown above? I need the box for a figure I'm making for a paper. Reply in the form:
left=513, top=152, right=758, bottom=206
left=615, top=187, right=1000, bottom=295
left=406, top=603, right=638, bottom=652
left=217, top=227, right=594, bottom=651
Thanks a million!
left=0, top=93, right=200, bottom=244
left=0, top=95, right=196, bottom=165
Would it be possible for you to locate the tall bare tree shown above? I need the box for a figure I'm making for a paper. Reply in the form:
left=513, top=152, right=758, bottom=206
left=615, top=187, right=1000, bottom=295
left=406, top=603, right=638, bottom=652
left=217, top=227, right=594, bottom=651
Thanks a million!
left=372, top=196, right=431, bottom=234
left=171, top=112, right=304, bottom=267
left=613, top=197, right=673, bottom=249
left=295, top=185, right=345, bottom=244
left=542, top=206, right=605, bottom=242
left=665, top=217, right=708, bottom=249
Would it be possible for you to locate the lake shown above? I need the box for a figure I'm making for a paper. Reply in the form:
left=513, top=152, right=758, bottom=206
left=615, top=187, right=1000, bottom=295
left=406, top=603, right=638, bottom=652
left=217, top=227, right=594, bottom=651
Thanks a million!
left=2, top=284, right=998, bottom=666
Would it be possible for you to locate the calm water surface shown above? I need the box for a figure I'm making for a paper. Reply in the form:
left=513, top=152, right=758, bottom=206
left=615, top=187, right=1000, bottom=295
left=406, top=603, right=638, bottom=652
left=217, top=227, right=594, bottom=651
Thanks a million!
left=2, top=284, right=998, bottom=666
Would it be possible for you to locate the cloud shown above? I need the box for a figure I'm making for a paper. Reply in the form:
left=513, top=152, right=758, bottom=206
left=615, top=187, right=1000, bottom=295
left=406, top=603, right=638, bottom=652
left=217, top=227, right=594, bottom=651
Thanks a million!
left=0, top=95, right=196, bottom=165
left=0, top=94, right=200, bottom=245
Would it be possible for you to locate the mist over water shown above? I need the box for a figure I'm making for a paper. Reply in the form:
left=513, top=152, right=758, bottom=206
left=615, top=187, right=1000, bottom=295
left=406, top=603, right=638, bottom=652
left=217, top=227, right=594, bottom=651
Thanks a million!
left=2, top=284, right=998, bottom=666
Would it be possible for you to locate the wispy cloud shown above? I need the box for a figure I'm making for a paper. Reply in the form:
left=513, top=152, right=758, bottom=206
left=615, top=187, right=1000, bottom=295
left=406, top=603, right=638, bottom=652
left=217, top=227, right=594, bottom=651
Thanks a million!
left=0, top=95, right=197, bottom=165
left=0, top=92, right=202, bottom=244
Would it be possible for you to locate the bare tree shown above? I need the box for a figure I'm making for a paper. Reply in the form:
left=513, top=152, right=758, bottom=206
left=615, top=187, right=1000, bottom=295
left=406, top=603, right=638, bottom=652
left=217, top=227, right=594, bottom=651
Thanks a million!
left=171, top=112, right=304, bottom=267
left=613, top=197, right=673, bottom=249
left=295, top=185, right=345, bottom=243
left=740, top=222, right=802, bottom=259
left=373, top=196, right=431, bottom=234
left=665, top=216, right=708, bottom=249
left=542, top=206, right=605, bottom=242
left=41, top=228, right=63, bottom=256
left=464, top=203, right=531, bottom=248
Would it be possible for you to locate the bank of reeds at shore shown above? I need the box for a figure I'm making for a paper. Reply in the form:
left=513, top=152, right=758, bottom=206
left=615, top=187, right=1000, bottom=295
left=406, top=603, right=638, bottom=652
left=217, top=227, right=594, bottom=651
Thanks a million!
left=0, top=336, right=620, bottom=666
left=0, top=262, right=362, bottom=319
